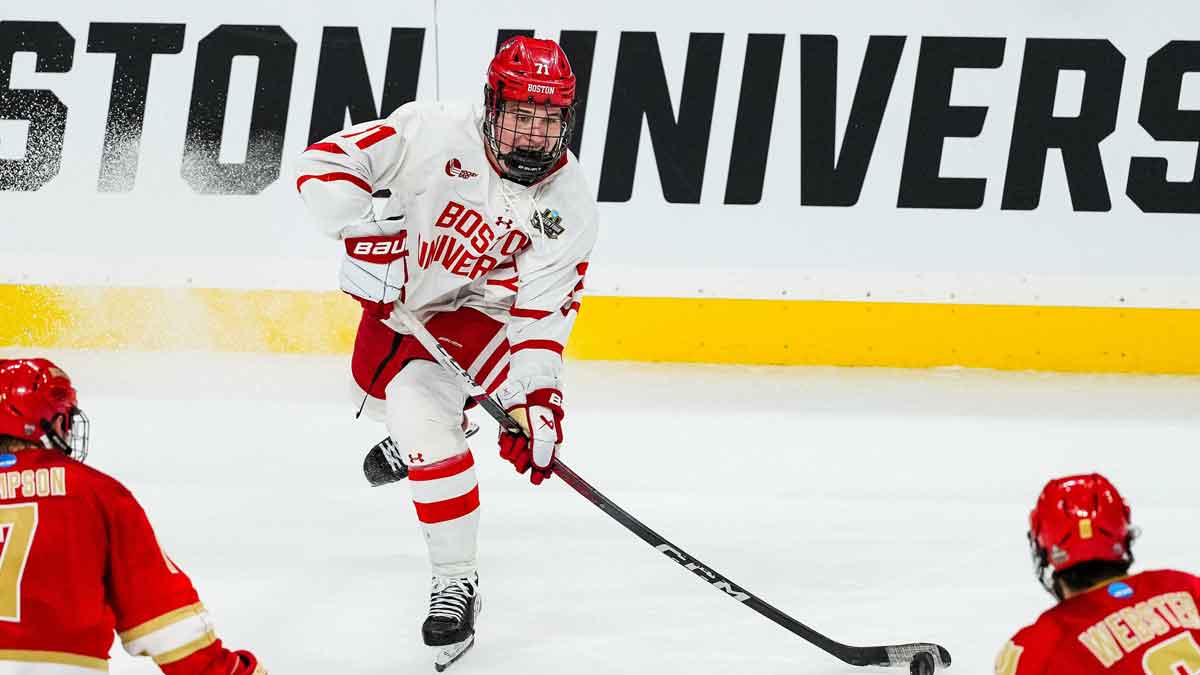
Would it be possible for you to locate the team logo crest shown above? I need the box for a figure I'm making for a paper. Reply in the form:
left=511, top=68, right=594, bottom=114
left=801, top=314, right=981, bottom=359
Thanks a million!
left=530, top=209, right=565, bottom=239
left=444, top=158, right=478, bottom=180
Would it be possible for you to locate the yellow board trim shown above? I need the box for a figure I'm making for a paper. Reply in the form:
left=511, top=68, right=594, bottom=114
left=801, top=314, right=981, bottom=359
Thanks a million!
left=118, top=602, right=206, bottom=643
left=3, top=284, right=1200, bottom=374
left=0, top=285, right=358, bottom=355
left=0, top=649, right=108, bottom=671
left=152, top=630, right=217, bottom=665
left=569, top=295, right=1200, bottom=373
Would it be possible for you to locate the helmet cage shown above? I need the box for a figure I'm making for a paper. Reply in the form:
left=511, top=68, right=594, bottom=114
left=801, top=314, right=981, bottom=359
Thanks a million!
left=483, top=84, right=575, bottom=185
left=1028, top=529, right=1059, bottom=597
left=42, top=407, right=89, bottom=462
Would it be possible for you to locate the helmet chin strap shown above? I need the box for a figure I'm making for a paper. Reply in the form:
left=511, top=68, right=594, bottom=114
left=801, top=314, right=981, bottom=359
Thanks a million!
left=38, top=410, right=88, bottom=461
left=40, top=418, right=71, bottom=454
left=1050, top=576, right=1067, bottom=601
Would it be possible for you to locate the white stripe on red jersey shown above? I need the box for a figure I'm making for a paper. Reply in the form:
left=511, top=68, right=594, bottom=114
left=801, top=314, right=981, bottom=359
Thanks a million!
left=119, top=603, right=215, bottom=664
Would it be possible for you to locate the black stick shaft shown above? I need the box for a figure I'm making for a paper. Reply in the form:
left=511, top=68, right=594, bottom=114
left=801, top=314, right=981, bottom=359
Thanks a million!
left=551, top=460, right=882, bottom=665
left=384, top=302, right=950, bottom=669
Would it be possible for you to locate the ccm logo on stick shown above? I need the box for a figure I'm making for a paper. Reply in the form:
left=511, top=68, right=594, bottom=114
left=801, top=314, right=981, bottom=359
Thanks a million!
left=655, top=544, right=752, bottom=602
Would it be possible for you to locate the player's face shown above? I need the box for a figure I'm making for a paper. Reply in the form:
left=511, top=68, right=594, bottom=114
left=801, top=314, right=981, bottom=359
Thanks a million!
left=495, top=103, right=564, bottom=155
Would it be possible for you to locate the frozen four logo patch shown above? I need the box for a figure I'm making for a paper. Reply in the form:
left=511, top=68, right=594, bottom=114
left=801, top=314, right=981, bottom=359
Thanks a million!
left=530, top=209, right=564, bottom=239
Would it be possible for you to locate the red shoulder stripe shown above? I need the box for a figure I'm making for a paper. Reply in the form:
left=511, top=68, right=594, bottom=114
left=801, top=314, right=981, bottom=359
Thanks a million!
left=304, top=142, right=347, bottom=155
left=356, top=125, right=396, bottom=149
left=296, top=172, right=372, bottom=194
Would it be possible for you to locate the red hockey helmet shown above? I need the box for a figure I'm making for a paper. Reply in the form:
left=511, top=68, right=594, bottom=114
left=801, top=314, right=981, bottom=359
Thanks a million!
left=483, top=36, right=577, bottom=184
left=1028, top=473, right=1135, bottom=596
left=0, top=358, right=89, bottom=461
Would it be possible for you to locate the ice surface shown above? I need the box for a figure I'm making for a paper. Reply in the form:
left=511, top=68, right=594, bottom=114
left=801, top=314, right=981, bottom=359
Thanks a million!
left=3, top=348, right=1197, bottom=674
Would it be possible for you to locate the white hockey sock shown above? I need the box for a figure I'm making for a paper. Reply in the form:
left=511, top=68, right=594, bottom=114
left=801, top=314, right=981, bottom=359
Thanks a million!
left=407, top=450, right=480, bottom=578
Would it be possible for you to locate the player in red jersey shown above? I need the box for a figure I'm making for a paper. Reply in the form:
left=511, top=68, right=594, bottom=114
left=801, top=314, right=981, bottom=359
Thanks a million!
left=0, top=358, right=264, bottom=674
left=995, top=473, right=1200, bottom=675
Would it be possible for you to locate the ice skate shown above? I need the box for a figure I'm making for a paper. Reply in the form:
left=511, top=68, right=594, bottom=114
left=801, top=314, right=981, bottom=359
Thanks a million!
left=422, top=573, right=481, bottom=671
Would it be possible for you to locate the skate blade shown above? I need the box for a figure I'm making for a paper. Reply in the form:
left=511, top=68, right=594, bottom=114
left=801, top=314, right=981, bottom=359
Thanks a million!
left=434, top=634, right=474, bottom=672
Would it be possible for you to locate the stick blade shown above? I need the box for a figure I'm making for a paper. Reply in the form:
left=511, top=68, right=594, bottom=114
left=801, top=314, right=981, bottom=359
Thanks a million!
left=363, top=437, right=407, bottom=486
left=883, top=643, right=951, bottom=670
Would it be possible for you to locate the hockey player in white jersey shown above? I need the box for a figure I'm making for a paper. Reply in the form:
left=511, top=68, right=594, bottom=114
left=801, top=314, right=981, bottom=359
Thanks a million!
left=295, top=36, right=597, bottom=670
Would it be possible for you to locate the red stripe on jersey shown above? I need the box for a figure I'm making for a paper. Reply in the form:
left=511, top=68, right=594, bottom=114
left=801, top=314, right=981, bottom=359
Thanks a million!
left=512, top=340, right=564, bottom=355
left=413, top=486, right=480, bottom=524
left=341, top=123, right=384, bottom=139
left=473, top=340, right=510, bottom=385
left=510, top=307, right=552, bottom=320
left=356, top=125, right=396, bottom=149
left=409, top=452, right=475, bottom=482
left=567, top=301, right=581, bottom=313
left=576, top=262, right=589, bottom=275
left=304, top=142, right=346, bottom=155
left=296, top=172, right=372, bottom=194
left=484, top=365, right=509, bottom=395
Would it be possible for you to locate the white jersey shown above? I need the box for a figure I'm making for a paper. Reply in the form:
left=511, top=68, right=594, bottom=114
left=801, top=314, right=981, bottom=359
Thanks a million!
left=295, top=101, right=598, bottom=390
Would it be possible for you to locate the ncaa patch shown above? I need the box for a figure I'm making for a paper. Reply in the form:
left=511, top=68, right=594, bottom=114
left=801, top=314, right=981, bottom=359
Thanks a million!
left=531, top=208, right=565, bottom=239
left=1108, top=581, right=1134, bottom=599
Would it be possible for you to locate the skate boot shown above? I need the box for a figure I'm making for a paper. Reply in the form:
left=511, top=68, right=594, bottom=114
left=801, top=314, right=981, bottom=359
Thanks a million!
left=422, top=572, right=481, bottom=671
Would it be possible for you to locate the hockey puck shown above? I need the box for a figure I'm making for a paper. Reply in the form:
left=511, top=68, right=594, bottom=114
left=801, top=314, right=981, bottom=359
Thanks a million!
left=910, top=651, right=936, bottom=675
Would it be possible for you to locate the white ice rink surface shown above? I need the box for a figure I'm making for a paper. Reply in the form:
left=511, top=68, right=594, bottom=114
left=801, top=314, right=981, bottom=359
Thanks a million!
left=3, top=349, right=1197, bottom=675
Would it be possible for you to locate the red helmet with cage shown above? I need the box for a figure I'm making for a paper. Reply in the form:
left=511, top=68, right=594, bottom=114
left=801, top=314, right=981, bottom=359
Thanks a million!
left=0, top=358, right=89, bottom=461
left=483, top=36, right=577, bottom=185
left=1028, top=473, right=1135, bottom=596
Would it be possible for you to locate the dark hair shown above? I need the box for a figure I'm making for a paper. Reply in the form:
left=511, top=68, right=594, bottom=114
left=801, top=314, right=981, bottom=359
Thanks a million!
left=1055, top=559, right=1133, bottom=595
left=0, top=435, right=33, bottom=453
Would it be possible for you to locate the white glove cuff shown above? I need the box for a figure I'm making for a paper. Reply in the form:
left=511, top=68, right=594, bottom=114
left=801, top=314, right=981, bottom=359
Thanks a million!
left=339, top=258, right=404, bottom=304
left=497, top=375, right=561, bottom=410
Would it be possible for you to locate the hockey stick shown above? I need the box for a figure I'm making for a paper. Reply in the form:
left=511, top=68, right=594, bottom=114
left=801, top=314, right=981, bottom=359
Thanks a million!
left=370, top=302, right=953, bottom=671
left=364, top=436, right=409, bottom=485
